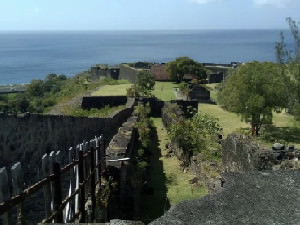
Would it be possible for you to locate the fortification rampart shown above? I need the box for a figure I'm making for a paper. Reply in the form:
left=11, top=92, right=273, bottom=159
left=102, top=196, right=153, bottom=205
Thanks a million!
left=119, top=64, right=139, bottom=83
left=0, top=104, right=134, bottom=184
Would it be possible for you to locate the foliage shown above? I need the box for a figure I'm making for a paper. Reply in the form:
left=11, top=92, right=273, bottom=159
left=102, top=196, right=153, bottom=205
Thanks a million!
left=168, top=112, right=220, bottom=158
left=63, top=105, right=126, bottom=117
left=134, top=102, right=152, bottom=147
left=0, top=72, right=129, bottom=114
left=126, top=84, right=138, bottom=97
left=134, top=103, right=153, bottom=173
left=166, top=57, right=206, bottom=83
left=217, top=61, right=288, bottom=135
left=178, top=82, right=190, bottom=100
left=163, top=103, right=220, bottom=158
left=275, top=17, right=300, bottom=120
left=126, top=71, right=155, bottom=97
left=136, top=71, right=155, bottom=97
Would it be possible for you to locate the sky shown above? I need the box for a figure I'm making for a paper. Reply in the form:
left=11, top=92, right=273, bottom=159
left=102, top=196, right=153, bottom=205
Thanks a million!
left=0, top=0, right=300, bottom=30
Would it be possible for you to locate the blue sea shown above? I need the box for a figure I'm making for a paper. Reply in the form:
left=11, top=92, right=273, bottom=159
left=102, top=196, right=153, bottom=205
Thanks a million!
left=0, top=29, right=293, bottom=85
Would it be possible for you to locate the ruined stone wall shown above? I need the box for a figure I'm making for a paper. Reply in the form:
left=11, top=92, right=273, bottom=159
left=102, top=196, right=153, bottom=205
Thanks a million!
left=104, top=116, right=140, bottom=220
left=208, top=73, right=224, bottom=83
left=0, top=106, right=134, bottom=184
left=139, top=97, right=198, bottom=118
left=222, top=134, right=260, bottom=172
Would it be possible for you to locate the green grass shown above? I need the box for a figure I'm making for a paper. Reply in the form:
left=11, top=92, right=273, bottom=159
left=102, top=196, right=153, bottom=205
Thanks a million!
left=199, top=103, right=300, bottom=148
left=258, top=111, right=300, bottom=148
left=205, top=83, right=219, bottom=102
left=153, top=82, right=178, bottom=101
left=141, top=118, right=207, bottom=223
left=153, top=118, right=207, bottom=204
left=198, top=103, right=249, bottom=136
left=63, top=105, right=125, bottom=117
left=91, top=83, right=132, bottom=96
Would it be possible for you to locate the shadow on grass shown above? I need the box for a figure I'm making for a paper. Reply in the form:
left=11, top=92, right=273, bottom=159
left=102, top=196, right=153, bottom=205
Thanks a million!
left=140, top=125, right=170, bottom=224
left=262, top=125, right=300, bottom=144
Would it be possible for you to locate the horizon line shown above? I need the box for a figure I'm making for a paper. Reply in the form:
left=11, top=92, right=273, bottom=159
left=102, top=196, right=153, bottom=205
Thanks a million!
left=0, top=28, right=290, bottom=32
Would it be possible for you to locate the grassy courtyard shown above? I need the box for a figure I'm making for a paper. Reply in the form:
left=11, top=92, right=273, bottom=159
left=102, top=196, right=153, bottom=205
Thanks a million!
left=91, top=83, right=132, bottom=96
left=199, top=102, right=300, bottom=148
left=153, top=81, right=178, bottom=101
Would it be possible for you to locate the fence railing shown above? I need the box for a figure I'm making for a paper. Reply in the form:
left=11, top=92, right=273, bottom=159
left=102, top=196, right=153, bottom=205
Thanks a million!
left=0, top=135, right=106, bottom=225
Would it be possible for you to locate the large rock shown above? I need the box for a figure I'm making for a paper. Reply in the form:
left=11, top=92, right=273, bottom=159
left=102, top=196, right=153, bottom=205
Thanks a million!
left=151, top=171, right=300, bottom=225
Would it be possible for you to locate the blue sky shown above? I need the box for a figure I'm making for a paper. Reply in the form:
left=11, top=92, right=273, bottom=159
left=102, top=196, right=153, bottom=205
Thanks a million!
left=0, top=0, right=299, bottom=30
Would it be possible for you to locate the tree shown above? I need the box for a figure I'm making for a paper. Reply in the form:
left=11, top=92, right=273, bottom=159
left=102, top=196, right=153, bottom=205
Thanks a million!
left=136, top=70, right=155, bottom=97
left=178, top=82, right=190, bottom=100
left=218, top=61, right=288, bottom=136
left=275, top=17, right=300, bottom=120
left=166, top=57, right=206, bottom=83
left=168, top=110, right=220, bottom=158
left=27, top=79, right=44, bottom=97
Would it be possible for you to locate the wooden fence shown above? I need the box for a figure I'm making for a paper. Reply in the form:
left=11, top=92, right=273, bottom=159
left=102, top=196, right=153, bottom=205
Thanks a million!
left=0, top=135, right=106, bottom=224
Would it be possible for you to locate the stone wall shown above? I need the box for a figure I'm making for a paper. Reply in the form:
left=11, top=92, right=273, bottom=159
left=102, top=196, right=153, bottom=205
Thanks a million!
left=82, top=96, right=128, bottom=109
left=0, top=105, right=134, bottom=184
left=208, top=73, right=224, bottom=83
left=188, top=85, right=212, bottom=103
left=222, top=134, right=260, bottom=173
left=150, top=64, right=170, bottom=81
left=91, top=66, right=120, bottom=80
left=222, top=134, right=300, bottom=172
left=139, top=97, right=198, bottom=118
left=104, top=116, right=141, bottom=220
left=119, top=64, right=140, bottom=83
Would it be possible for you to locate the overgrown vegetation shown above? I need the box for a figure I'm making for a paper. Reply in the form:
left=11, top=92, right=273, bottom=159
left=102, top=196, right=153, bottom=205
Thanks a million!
left=63, top=105, right=126, bottom=117
left=163, top=103, right=220, bottom=161
left=0, top=72, right=126, bottom=114
left=178, top=82, right=190, bottom=100
left=133, top=103, right=154, bottom=174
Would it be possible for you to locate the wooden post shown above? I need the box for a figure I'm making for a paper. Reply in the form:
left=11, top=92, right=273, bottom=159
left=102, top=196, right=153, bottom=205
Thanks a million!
left=49, top=151, right=56, bottom=211
left=75, top=145, right=80, bottom=214
left=96, top=137, right=102, bottom=188
left=52, top=162, right=63, bottom=223
left=89, top=143, right=96, bottom=221
left=65, top=147, right=74, bottom=222
left=93, top=138, right=99, bottom=183
left=11, top=162, right=25, bottom=225
left=55, top=151, right=62, bottom=164
left=100, top=136, right=106, bottom=175
left=0, top=167, right=12, bottom=225
left=83, top=141, right=90, bottom=197
left=78, top=150, right=86, bottom=222
left=42, top=154, right=52, bottom=218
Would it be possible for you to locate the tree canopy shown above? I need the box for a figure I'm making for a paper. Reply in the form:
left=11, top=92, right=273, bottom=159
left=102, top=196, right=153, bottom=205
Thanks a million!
left=136, top=70, right=155, bottom=96
left=217, top=61, right=288, bottom=135
left=275, top=17, right=300, bottom=120
left=127, top=70, right=155, bottom=97
left=166, top=57, right=206, bottom=83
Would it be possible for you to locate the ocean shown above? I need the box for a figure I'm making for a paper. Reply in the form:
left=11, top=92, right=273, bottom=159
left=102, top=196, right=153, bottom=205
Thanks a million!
left=0, top=29, right=293, bottom=85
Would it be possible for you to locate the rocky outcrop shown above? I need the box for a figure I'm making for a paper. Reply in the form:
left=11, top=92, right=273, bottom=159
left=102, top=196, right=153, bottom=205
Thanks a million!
left=151, top=171, right=300, bottom=225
